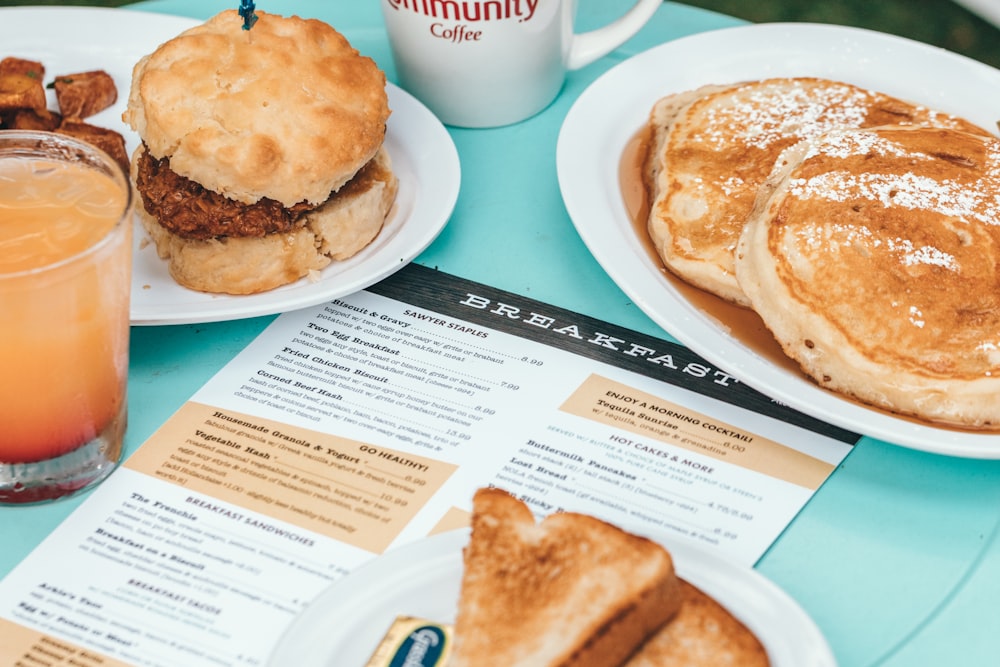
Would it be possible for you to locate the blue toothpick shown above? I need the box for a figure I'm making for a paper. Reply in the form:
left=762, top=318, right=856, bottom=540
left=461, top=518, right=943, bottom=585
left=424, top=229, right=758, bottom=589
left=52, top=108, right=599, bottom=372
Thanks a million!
left=239, top=0, right=258, bottom=30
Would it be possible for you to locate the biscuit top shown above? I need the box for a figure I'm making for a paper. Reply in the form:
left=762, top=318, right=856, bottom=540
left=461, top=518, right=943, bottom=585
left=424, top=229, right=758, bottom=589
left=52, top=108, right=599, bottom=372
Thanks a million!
left=769, top=126, right=1000, bottom=379
left=124, top=10, right=389, bottom=207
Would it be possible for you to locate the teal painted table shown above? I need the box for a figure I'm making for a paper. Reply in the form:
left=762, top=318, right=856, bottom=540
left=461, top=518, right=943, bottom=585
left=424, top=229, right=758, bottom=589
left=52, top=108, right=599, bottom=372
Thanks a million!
left=2, top=2, right=999, bottom=665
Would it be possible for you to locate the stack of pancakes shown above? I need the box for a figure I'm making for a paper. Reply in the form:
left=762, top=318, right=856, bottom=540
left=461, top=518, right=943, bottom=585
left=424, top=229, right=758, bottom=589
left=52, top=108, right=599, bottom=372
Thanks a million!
left=644, top=77, right=1000, bottom=429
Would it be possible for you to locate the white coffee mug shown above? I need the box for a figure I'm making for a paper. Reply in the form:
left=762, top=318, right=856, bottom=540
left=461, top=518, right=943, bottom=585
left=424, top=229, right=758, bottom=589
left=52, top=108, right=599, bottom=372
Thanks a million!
left=381, top=0, right=662, bottom=128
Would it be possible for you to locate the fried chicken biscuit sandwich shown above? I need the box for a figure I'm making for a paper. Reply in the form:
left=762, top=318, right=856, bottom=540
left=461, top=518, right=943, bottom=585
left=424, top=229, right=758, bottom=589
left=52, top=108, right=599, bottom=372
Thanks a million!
left=124, top=10, right=397, bottom=294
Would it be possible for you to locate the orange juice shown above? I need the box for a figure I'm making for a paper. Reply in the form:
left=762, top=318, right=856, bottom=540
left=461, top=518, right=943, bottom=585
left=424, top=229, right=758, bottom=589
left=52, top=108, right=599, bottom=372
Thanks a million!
left=0, top=132, right=132, bottom=501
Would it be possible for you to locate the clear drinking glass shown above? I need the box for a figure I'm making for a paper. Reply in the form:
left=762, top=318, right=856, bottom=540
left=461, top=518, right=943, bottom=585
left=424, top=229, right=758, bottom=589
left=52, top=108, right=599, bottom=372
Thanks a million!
left=0, top=130, right=133, bottom=503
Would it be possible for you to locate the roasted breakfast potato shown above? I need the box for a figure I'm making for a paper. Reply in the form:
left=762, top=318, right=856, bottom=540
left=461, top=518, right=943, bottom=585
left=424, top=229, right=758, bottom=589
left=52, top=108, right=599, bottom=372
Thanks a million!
left=2, top=107, right=61, bottom=131
left=0, top=73, right=46, bottom=112
left=51, top=70, right=117, bottom=119
left=56, top=119, right=129, bottom=173
left=1, top=56, right=126, bottom=171
left=0, top=56, right=44, bottom=80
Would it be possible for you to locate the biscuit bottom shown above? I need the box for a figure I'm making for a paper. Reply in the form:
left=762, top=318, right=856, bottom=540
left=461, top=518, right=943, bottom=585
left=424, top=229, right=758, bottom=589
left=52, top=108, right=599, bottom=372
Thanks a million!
left=138, top=147, right=397, bottom=295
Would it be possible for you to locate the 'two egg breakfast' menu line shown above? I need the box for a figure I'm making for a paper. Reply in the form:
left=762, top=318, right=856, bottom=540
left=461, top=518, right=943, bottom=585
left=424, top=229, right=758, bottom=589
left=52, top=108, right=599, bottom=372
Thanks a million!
left=0, top=264, right=857, bottom=667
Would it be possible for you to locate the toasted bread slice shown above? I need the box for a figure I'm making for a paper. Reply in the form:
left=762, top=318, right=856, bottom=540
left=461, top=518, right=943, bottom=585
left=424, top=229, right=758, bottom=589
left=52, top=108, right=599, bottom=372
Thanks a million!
left=624, top=579, right=769, bottom=666
left=736, top=125, right=1000, bottom=429
left=646, top=77, right=987, bottom=306
left=450, top=488, right=681, bottom=667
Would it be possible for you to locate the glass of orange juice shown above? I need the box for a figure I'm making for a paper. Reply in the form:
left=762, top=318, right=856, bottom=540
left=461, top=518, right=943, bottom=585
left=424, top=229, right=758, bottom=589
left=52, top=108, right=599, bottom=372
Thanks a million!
left=0, top=130, right=133, bottom=503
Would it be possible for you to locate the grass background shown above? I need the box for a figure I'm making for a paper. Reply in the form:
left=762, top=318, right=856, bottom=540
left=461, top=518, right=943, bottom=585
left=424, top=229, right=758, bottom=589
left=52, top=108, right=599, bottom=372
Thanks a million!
left=685, top=0, right=1000, bottom=67
left=2, top=0, right=999, bottom=68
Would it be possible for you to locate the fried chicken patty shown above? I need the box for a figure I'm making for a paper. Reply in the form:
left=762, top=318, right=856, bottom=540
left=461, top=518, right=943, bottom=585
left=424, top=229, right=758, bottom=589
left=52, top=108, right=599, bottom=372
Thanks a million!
left=134, top=145, right=315, bottom=240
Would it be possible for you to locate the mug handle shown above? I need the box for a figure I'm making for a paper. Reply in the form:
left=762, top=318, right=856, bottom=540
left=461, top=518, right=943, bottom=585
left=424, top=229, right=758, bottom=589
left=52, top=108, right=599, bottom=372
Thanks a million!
left=567, top=0, right=662, bottom=70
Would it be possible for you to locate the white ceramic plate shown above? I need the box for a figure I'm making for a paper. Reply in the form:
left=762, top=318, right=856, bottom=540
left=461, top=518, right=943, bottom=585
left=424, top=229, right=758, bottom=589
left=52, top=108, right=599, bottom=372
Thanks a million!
left=1, top=7, right=460, bottom=325
left=267, top=528, right=835, bottom=666
left=557, top=23, right=1000, bottom=459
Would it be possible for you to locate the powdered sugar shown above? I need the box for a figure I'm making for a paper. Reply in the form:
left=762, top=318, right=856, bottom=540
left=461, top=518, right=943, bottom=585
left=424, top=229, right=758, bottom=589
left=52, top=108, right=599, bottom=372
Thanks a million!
left=721, top=175, right=744, bottom=196
left=802, top=129, right=909, bottom=160
left=701, top=80, right=875, bottom=150
left=888, top=237, right=958, bottom=269
left=791, top=220, right=958, bottom=270
left=787, top=128, right=1000, bottom=229
left=790, top=169, right=1000, bottom=228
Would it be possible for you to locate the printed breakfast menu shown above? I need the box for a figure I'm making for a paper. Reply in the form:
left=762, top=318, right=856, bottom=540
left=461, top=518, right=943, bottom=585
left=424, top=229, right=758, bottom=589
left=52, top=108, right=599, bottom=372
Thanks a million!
left=0, top=264, right=858, bottom=667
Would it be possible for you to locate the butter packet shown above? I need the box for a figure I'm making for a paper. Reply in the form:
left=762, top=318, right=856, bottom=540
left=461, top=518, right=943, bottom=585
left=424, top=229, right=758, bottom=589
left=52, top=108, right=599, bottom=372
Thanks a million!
left=364, top=615, right=453, bottom=667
